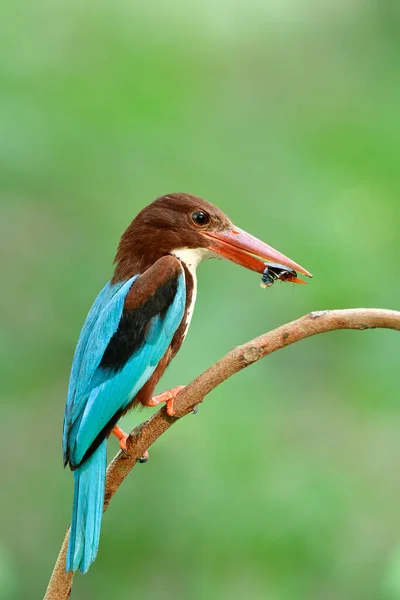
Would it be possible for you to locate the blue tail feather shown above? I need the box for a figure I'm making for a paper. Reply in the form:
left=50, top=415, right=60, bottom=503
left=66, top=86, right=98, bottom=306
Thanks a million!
left=66, top=441, right=106, bottom=573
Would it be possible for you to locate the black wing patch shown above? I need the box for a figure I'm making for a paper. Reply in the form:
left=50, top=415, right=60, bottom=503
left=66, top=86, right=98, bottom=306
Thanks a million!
left=99, top=276, right=178, bottom=373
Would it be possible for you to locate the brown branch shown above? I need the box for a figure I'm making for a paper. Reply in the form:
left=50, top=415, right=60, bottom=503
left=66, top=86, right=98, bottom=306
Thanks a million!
left=44, top=308, right=400, bottom=599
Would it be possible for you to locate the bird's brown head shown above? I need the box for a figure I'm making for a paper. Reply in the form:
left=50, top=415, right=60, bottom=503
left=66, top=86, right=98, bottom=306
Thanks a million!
left=113, top=192, right=312, bottom=282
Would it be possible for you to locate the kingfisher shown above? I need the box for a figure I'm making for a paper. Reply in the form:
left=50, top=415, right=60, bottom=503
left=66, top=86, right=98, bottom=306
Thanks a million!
left=63, top=193, right=311, bottom=573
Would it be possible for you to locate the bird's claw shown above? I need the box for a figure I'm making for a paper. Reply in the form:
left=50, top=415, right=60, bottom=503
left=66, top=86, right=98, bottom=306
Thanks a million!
left=112, top=426, right=149, bottom=463
left=147, top=385, right=185, bottom=418
left=165, top=398, right=176, bottom=418
left=119, top=436, right=131, bottom=457
left=112, top=425, right=132, bottom=456
left=138, top=451, right=149, bottom=464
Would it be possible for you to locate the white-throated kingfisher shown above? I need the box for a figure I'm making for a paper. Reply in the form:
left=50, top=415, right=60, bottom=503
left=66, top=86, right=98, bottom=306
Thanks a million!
left=63, top=193, right=311, bottom=573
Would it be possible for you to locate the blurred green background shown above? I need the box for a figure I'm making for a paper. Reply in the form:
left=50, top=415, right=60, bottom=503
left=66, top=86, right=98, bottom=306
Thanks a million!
left=1, top=1, right=399, bottom=599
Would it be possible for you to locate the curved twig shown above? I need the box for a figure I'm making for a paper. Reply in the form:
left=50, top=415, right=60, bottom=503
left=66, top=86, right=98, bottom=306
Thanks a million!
left=44, top=308, right=400, bottom=599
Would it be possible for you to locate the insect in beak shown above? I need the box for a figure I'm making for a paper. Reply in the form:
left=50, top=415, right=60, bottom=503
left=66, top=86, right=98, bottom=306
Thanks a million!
left=260, top=262, right=307, bottom=289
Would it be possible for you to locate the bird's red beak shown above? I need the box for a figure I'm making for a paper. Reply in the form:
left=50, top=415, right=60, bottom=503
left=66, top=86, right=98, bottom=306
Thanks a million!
left=201, top=226, right=312, bottom=282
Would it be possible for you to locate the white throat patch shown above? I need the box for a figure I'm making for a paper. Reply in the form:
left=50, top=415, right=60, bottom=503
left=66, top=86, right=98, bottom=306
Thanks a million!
left=170, top=248, right=211, bottom=341
left=171, top=247, right=212, bottom=270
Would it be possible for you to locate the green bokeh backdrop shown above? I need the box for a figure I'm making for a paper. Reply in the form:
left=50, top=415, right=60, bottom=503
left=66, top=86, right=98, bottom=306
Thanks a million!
left=1, top=2, right=399, bottom=599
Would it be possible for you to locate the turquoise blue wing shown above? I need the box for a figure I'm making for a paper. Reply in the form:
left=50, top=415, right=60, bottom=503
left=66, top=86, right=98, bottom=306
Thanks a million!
left=63, top=276, right=138, bottom=459
left=63, top=269, right=186, bottom=468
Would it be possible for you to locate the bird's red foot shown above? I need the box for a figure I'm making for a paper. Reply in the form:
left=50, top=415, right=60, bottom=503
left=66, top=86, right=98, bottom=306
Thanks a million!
left=112, top=425, right=130, bottom=455
left=112, top=426, right=149, bottom=463
left=147, top=385, right=185, bottom=417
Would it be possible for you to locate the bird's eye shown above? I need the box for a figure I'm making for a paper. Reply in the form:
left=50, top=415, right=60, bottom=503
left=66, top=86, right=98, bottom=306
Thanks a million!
left=191, top=210, right=210, bottom=227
